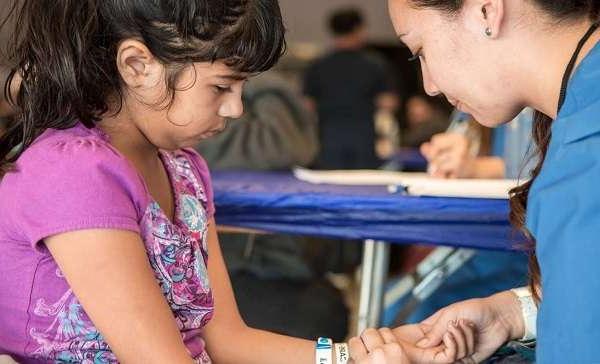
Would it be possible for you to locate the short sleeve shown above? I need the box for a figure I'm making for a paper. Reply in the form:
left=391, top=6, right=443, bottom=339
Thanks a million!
left=0, top=137, right=148, bottom=249
left=182, top=149, right=215, bottom=219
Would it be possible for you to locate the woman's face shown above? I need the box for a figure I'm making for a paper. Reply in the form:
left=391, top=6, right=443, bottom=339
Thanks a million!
left=388, top=0, right=524, bottom=127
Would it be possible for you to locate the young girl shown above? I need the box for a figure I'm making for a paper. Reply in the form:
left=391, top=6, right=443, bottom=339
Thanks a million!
left=0, top=1, right=473, bottom=363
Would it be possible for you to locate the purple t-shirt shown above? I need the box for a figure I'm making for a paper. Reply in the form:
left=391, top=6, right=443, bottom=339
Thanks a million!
left=0, top=123, right=216, bottom=363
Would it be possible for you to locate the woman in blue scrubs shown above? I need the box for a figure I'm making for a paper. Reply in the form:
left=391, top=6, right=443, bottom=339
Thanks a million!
left=349, top=1, right=600, bottom=363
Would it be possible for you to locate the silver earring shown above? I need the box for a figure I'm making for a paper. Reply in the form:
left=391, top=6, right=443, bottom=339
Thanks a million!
left=485, top=28, right=492, bottom=37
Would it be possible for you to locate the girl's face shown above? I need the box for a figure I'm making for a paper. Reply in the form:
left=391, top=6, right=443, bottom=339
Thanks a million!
left=387, top=0, right=525, bottom=127
left=116, top=41, right=247, bottom=150
left=135, top=62, right=247, bottom=150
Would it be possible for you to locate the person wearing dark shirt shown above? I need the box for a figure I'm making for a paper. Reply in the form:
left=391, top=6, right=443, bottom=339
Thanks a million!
left=303, top=7, right=398, bottom=170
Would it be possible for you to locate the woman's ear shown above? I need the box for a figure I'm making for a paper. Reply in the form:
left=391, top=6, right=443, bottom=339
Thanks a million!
left=116, top=39, right=164, bottom=90
left=464, top=0, right=505, bottom=39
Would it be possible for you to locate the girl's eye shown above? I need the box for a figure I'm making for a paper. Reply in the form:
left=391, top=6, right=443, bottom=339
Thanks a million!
left=214, top=85, right=232, bottom=94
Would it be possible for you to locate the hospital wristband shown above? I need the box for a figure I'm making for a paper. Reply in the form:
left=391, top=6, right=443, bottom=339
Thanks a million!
left=334, top=343, right=349, bottom=364
left=316, top=337, right=333, bottom=364
left=510, top=287, right=537, bottom=341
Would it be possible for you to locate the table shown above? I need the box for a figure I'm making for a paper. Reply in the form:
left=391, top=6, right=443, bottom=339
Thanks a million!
left=212, top=171, right=519, bottom=333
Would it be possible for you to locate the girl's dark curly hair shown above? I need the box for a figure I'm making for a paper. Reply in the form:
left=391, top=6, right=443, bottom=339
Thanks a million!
left=0, top=0, right=286, bottom=176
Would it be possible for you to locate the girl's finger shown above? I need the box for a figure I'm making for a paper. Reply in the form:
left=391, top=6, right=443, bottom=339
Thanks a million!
left=349, top=336, right=368, bottom=361
left=459, top=319, right=476, bottom=356
left=448, top=320, right=467, bottom=359
left=440, top=331, right=457, bottom=362
left=360, top=328, right=385, bottom=353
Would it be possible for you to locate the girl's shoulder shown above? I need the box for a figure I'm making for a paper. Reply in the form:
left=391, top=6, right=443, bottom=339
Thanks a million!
left=0, top=124, right=150, bottom=243
left=8, top=124, right=145, bottom=192
left=20, top=123, right=122, bottom=165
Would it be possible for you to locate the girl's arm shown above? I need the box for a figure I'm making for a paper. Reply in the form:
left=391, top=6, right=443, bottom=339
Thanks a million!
left=46, top=229, right=194, bottom=364
left=202, top=219, right=319, bottom=364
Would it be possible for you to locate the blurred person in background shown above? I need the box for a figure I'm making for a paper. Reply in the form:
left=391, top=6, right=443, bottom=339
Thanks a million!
left=401, top=94, right=450, bottom=149
left=303, top=7, right=399, bottom=170
left=422, top=109, right=534, bottom=180
left=0, top=0, right=17, bottom=118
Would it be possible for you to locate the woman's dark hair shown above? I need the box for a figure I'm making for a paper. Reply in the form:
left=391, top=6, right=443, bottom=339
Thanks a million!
left=328, top=7, right=364, bottom=36
left=0, top=0, right=286, bottom=177
left=410, top=0, right=600, bottom=303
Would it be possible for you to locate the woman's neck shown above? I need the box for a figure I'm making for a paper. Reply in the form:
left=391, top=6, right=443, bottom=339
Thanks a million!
left=523, top=19, right=600, bottom=119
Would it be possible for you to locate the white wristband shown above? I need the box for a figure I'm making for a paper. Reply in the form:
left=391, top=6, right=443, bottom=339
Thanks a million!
left=316, top=337, right=333, bottom=364
left=510, top=287, right=537, bottom=341
left=334, top=343, right=349, bottom=364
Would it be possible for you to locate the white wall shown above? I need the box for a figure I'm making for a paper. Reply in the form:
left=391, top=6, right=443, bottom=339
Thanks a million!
left=279, top=0, right=397, bottom=46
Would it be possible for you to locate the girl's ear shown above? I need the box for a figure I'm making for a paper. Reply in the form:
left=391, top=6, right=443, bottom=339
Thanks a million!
left=116, top=39, right=164, bottom=90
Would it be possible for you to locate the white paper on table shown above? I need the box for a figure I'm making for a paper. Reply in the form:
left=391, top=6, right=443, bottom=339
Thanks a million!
left=292, top=167, right=520, bottom=199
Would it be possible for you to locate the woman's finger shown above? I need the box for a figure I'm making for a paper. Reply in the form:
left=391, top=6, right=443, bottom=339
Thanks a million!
left=378, top=327, right=398, bottom=344
left=421, top=308, right=444, bottom=326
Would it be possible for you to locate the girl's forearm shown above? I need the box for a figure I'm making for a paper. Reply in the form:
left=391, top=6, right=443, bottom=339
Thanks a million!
left=208, top=325, right=342, bottom=364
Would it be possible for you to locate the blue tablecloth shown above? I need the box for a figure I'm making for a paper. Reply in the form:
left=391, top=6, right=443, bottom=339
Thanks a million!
left=212, top=171, right=522, bottom=250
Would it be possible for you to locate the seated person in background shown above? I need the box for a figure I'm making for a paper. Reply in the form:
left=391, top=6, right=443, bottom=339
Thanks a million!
left=197, top=72, right=317, bottom=170
left=400, top=95, right=450, bottom=149
left=197, top=71, right=350, bottom=341
left=398, top=108, right=534, bottom=324
left=0, top=66, right=20, bottom=118
left=421, top=109, right=534, bottom=179
left=1, top=16, right=20, bottom=119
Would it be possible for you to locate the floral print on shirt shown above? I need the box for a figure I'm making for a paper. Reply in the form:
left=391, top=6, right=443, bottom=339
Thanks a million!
left=27, top=150, right=214, bottom=363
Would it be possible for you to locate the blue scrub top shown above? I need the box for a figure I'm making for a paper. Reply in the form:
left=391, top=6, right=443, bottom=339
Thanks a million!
left=527, top=41, right=600, bottom=363
left=492, top=108, right=535, bottom=179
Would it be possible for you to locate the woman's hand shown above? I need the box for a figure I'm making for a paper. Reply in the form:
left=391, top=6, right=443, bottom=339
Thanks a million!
left=349, top=321, right=476, bottom=364
left=412, top=291, right=525, bottom=363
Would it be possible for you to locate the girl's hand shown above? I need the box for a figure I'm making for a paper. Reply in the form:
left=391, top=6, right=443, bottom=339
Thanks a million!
left=349, top=329, right=409, bottom=364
